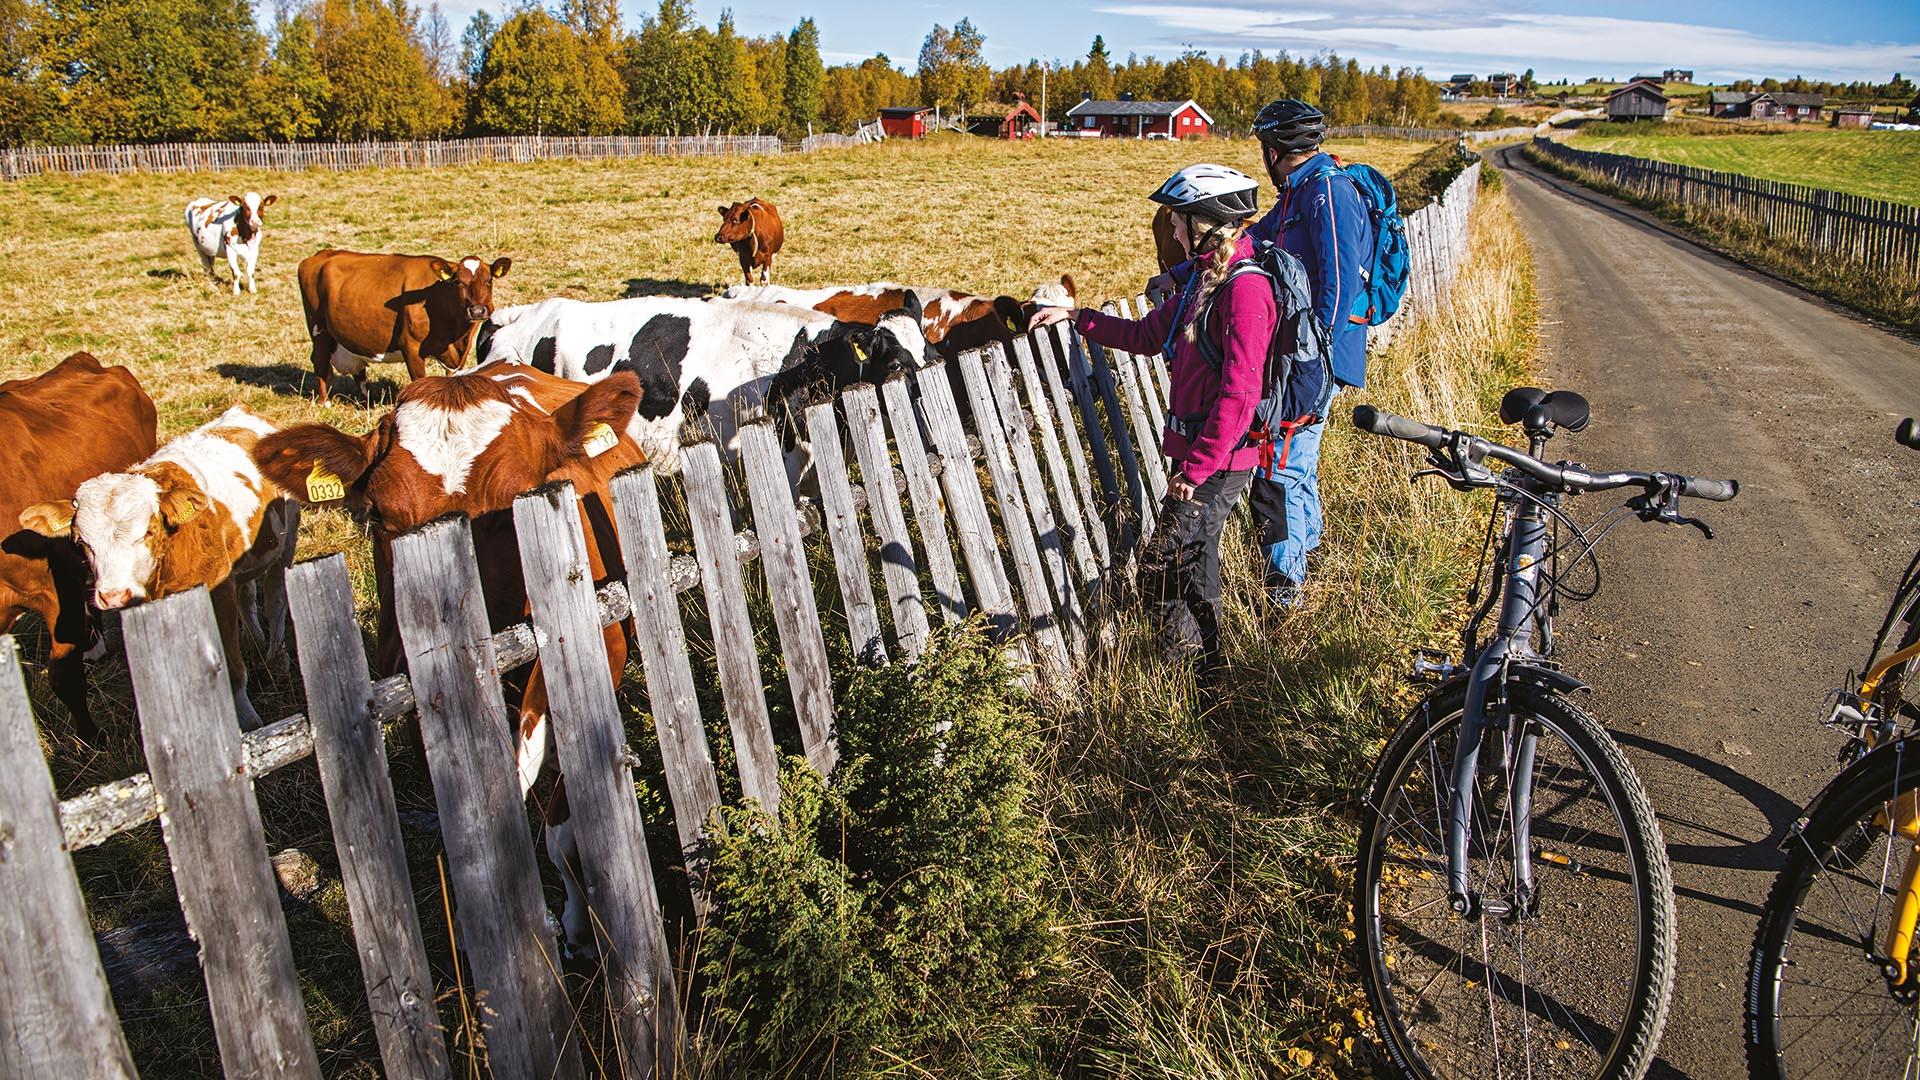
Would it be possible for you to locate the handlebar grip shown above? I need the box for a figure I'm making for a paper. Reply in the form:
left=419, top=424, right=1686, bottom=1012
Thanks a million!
left=1351, top=405, right=1446, bottom=448
left=1898, top=418, right=1919, bottom=451
left=1676, top=475, right=1739, bottom=502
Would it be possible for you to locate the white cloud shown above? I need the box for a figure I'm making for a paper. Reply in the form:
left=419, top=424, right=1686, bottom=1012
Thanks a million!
left=1097, top=3, right=1920, bottom=81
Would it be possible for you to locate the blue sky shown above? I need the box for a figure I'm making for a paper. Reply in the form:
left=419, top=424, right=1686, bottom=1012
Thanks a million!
left=437, top=0, right=1920, bottom=84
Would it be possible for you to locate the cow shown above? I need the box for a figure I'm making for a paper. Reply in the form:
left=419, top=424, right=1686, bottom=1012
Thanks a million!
left=252, top=365, right=646, bottom=957
left=1151, top=205, right=1186, bottom=275
left=19, top=406, right=301, bottom=733
left=187, top=192, right=277, bottom=295
left=297, top=249, right=513, bottom=406
left=724, top=275, right=1079, bottom=360
left=714, top=198, right=783, bottom=285
left=0, top=353, right=158, bottom=739
left=474, top=294, right=936, bottom=472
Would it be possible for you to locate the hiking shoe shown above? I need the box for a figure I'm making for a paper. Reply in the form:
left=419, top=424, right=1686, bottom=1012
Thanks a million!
left=1266, top=574, right=1305, bottom=610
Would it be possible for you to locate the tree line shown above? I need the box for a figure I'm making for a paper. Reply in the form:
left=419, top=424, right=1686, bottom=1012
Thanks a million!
left=0, top=0, right=1439, bottom=145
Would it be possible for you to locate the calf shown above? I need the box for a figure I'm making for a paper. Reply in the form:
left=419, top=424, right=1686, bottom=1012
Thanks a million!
left=0, top=352, right=158, bottom=738
left=253, top=366, right=644, bottom=956
left=20, top=407, right=300, bottom=732
left=187, top=192, right=277, bottom=294
left=714, top=198, right=783, bottom=285
left=476, top=294, right=935, bottom=472
left=298, top=249, right=513, bottom=406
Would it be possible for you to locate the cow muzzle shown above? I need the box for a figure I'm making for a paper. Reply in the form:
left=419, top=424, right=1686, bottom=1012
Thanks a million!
left=94, top=587, right=141, bottom=610
left=467, top=305, right=489, bottom=323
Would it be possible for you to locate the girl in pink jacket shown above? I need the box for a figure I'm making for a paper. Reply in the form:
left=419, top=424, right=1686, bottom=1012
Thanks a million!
left=1035, top=164, right=1276, bottom=680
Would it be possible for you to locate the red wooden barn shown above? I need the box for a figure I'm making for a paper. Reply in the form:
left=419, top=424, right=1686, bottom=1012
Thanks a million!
left=966, top=98, right=1044, bottom=139
left=878, top=106, right=936, bottom=139
left=1064, top=94, right=1212, bottom=138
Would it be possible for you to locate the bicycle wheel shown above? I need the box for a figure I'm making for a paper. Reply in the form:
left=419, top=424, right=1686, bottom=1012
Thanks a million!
left=1356, top=680, right=1677, bottom=1079
left=1747, top=738, right=1920, bottom=1080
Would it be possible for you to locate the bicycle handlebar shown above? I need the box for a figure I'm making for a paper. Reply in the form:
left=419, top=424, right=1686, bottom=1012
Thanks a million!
left=1350, top=405, right=1740, bottom=502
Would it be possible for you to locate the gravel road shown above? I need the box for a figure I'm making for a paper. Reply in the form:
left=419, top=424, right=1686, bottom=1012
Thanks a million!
left=1491, top=144, right=1920, bottom=1077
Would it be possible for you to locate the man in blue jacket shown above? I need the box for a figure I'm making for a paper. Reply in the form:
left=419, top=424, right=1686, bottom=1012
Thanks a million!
left=1148, top=99, right=1372, bottom=605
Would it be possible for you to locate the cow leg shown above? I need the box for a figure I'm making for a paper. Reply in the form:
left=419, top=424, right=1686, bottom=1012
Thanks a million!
left=47, top=641, right=95, bottom=742
left=239, top=577, right=266, bottom=652
left=308, top=333, right=335, bottom=407
left=200, top=253, right=216, bottom=282
left=212, top=580, right=264, bottom=731
left=543, top=787, right=597, bottom=961
left=242, top=248, right=258, bottom=294
left=400, top=342, right=428, bottom=386
left=762, top=255, right=773, bottom=284
left=226, top=247, right=243, bottom=295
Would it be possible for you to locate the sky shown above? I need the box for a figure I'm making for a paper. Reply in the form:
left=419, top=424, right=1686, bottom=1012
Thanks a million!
left=432, top=0, right=1920, bottom=85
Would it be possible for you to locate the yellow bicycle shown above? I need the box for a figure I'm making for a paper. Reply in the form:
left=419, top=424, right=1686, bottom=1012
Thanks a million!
left=1745, top=418, right=1920, bottom=1079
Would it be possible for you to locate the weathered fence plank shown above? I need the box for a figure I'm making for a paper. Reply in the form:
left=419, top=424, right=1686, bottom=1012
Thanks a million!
left=0, top=636, right=138, bottom=1080
left=1100, top=310, right=1168, bottom=505
left=1133, top=293, right=1174, bottom=408
left=122, top=590, right=323, bottom=1080
left=389, top=517, right=583, bottom=1080
left=681, top=442, right=785, bottom=810
left=1080, top=331, right=1154, bottom=543
left=285, top=558, right=448, bottom=1080
left=982, top=344, right=1087, bottom=650
left=1009, top=334, right=1100, bottom=586
left=913, top=358, right=1020, bottom=644
left=802, top=402, right=887, bottom=663
left=880, top=374, right=967, bottom=624
left=514, top=484, right=678, bottom=1078
left=842, top=384, right=932, bottom=658
left=1038, top=323, right=1111, bottom=569
left=737, top=422, right=838, bottom=776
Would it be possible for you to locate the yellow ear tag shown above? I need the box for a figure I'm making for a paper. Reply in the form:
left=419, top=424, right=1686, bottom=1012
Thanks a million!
left=851, top=341, right=867, bottom=361
left=437, top=268, right=454, bottom=281
left=1005, top=316, right=1018, bottom=331
left=583, top=422, right=618, bottom=458
left=174, top=501, right=198, bottom=523
left=306, top=464, right=345, bottom=502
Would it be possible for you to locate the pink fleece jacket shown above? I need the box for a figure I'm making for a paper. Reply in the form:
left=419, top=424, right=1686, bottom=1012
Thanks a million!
left=1073, top=235, right=1277, bottom=487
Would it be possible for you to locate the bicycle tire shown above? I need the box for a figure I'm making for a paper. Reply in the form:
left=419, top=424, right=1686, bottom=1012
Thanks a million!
left=1356, top=680, right=1678, bottom=1080
left=1746, top=738, right=1920, bottom=1080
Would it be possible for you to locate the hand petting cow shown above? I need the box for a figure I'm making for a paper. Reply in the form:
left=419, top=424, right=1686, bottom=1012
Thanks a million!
left=186, top=192, right=276, bottom=295
left=20, top=406, right=300, bottom=732
left=714, top=198, right=783, bottom=285
left=298, top=249, right=512, bottom=405
left=1, top=352, right=158, bottom=739
left=253, top=364, right=646, bottom=958
left=725, top=274, right=1080, bottom=360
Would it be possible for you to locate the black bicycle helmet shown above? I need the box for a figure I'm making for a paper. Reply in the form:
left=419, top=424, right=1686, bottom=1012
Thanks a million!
left=1252, top=98, right=1327, bottom=153
left=1148, top=164, right=1260, bottom=222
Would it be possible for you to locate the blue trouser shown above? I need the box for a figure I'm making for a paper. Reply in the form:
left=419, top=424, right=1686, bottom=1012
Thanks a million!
left=1248, top=388, right=1338, bottom=585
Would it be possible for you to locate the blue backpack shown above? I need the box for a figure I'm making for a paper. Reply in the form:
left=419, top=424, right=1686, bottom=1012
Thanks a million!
left=1306, top=160, right=1409, bottom=326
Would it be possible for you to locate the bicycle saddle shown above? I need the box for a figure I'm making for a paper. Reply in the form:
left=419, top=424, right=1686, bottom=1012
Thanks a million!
left=1499, top=387, right=1591, bottom=434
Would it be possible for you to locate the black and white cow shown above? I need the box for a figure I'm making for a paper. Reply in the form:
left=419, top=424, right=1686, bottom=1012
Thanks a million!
left=474, top=294, right=934, bottom=472
left=186, top=192, right=276, bottom=294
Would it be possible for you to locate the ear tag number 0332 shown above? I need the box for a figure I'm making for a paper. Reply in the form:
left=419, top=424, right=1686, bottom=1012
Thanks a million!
left=583, top=422, right=619, bottom=458
left=306, top=464, right=346, bottom=502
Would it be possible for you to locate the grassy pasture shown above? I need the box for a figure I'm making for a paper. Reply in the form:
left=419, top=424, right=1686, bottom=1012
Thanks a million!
left=1569, top=123, right=1920, bottom=205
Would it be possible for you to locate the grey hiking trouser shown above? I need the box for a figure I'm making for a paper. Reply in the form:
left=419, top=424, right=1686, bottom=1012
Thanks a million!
left=1141, top=467, right=1254, bottom=670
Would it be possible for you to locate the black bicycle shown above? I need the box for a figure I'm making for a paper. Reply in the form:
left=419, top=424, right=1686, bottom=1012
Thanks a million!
left=1352, top=389, right=1739, bottom=1080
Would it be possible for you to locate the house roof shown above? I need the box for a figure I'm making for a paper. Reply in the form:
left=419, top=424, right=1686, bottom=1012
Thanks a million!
left=878, top=106, right=935, bottom=117
left=1449, top=74, right=1475, bottom=82
left=1003, top=100, right=1042, bottom=121
left=1708, top=91, right=1750, bottom=105
left=1607, top=81, right=1669, bottom=102
left=1833, top=106, right=1875, bottom=115
left=1758, top=91, right=1825, bottom=107
left=1065, top=99, right=1215, bottom=124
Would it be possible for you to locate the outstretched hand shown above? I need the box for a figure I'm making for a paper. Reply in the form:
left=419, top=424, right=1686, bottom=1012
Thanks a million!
left=1027, top=306, right=1074, bottom=332
left=1145, top=272, right=1176, bottom=305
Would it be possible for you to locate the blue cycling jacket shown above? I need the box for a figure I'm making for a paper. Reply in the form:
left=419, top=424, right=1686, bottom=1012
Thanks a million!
left=1171, top=152, right=1373, bottom=388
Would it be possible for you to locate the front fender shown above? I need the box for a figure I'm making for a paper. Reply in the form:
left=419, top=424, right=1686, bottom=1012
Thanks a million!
left=1785, top=735, right=1920, bottom=850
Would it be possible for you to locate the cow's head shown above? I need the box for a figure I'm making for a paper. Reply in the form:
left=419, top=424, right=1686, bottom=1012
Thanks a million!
left=20, top=463, right=214, bottom=610
left=429, top=255, right=513, bottom=328
left=1024, top=274, right=1078, bottom=331
left=252, top=368, right=640, bottom=539
left=229, top=191, right=276, bottom=242
left=714, top=200, right=763, bottom=245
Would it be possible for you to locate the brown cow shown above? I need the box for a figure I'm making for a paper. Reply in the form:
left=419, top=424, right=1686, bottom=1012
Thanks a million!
left=714, top=198, right=783, bottom=285
left=21, top=406, right=302, bottom=732
left=254, top=363, right=644, bottom=956
left=0, top=352, right=157, bottom=738
left=1151, top=205, right=1187, bottom=274
left=298, top=249, right=513, bottom=406
left=723, top=275, right=1078, bottom=361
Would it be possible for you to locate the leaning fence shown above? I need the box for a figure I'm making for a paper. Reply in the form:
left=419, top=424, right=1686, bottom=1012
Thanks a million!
left=0, top=163, right=1483, bottom=1078
left=1527, top=135, right=1920, bottom=281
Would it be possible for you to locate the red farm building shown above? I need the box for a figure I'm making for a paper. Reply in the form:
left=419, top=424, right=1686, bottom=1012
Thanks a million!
left=968, top=98, right=1044, bottom=139
left=878, top=105, right=936, bottom=139
left=1064, top=94, right=1212, bottom=138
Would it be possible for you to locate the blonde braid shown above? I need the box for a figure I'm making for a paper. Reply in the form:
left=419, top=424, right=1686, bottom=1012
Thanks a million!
left=1183, top=218, right=1249, bottom=345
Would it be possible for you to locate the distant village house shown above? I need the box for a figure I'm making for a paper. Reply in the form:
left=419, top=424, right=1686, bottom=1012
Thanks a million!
left=1663, top=69, right=1695, bottom=83
left=966, top=98, right=1044, bottom=140
left=1445, top=74, right=1475, bottom=99
left=1707, top=90, right=1749, bottom=117
left=877, top=106, right=935, bottom=139
left=1700, top=91, right=1826, bottom=122
left=1831, top=106, right=1874, bottom=129
left=1065, top=93, right=1212, bottom=138
left=1606, top=79, right=1670, bottom=121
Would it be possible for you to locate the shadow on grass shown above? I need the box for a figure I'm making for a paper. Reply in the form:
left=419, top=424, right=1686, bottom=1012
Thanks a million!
left=213, top=362, right=401, bottom=406
left=145, top=268, right=188, bottom=280
left=624, top=276, right=713, bottom=299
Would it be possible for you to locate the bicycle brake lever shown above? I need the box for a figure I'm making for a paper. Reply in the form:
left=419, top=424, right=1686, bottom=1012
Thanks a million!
left=1677, top=514, right=1714, bottom=540
left=1628, top=493, right=1714, bottom=539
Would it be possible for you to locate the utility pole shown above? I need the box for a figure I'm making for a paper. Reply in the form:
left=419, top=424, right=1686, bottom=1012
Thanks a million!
left=1041, top=62, right=1047, bottom=137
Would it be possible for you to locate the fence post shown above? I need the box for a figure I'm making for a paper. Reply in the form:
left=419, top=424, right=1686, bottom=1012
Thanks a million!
left=286, top=557, right=449, bottom=1080
left=802, top=401, right=887, bottom=663
left=841, top=384, right=932, bottom=658
left=1009, top=333, right=1101, bottom=586
left=1099, top=303, right=1168, bottom=503
left=982, top=344, right=1087, bottom=647
left=879, top=374, right=968, bottom=624
left=912, top=359, right=1020, bottom=643
left=1039, top=323, right=1113, bottom=567
left=389, top=517, right=584, bottom=1080
left=0, top=636, right=137, bottom=1080
left=122, top=588, right=322, bottom=1080
left=513, top=484, right=679, bottom=1078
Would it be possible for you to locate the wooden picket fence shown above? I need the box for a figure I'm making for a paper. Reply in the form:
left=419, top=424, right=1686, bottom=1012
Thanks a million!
left=0, top=163, right=1485, bottom=1078
left=1528, top=135, right=1920, bottom=279
left=1329, top=124, right=1535, bottom=144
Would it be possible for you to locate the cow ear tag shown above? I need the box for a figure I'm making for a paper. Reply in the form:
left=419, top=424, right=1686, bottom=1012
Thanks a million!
left=1005, top=316, right=1018, bottom=331
left=851, top=341, right=867, bottom=361
left=583, top=422, right=618, bottom=458
left=173, top=500, right=198, bottom=523
left=306, top=464, right=346, bottom=502
left=437, top=267, right=454, bottom=281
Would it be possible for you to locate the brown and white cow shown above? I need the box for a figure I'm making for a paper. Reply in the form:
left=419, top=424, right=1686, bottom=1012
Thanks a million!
left=20, top=406, right=301, bottom=732
left=253, top=364, right=645, bottom=955
left=724, top=275, right=1079, bottom=361
left=714, top=198, right=783, bottom=285
left=298, top=249, right=513, bottom=406
left=0, top=352, right=158, bottom=738
left=187, top=192, right=277, bottom=295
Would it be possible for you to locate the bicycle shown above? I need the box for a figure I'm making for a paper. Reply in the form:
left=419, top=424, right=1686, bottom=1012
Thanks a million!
left=1351, top=388, right=1740, bottom=1080
left=1743, top=418, right=1920, bottom=1080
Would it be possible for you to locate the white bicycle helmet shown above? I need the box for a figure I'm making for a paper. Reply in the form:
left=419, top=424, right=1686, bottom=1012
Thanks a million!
left=1149, top=164, right=1260, bottom=222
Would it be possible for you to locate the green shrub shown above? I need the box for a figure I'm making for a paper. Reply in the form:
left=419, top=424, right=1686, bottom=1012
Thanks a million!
left=695, top=621, right=1055, bottom=1073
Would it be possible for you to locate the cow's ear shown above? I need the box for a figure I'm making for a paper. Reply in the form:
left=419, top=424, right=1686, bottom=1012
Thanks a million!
left=158, top=486, right=207, bottom=530
left=899, top=290, right=923, bottom=322
left=428, top=258, right=456, bottom=282
left=252, top=424, right=374, bottom=505
left=717, top=205, right=730, bottom=216
left=228, top=194, right=243, bottom=205
left=554, top=372, right=642, bottom=457
left=19, top=500, right=74, bottom=539
left=993, top=295, right=1025, bottom=331
left=1060, top=273, right=1077, bottom=298
left=261, top=194, right=277, bottom=208
left=489, top=256, right=511, bottom=278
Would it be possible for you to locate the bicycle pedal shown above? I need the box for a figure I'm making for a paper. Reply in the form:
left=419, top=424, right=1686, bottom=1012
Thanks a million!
left=1412, top=649, right=1458, bottom=683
